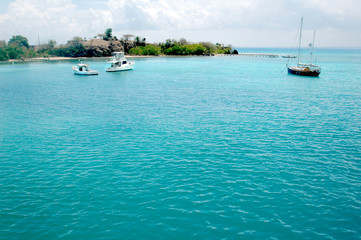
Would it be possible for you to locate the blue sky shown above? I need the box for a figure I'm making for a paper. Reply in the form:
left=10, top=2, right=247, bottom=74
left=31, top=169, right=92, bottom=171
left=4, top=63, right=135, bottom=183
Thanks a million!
left=1, top=0, right=361, bottom=47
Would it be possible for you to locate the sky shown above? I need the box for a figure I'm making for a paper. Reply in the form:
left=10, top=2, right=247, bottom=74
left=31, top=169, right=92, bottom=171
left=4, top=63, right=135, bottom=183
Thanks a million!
left=1, top=0, right=361, bottom=48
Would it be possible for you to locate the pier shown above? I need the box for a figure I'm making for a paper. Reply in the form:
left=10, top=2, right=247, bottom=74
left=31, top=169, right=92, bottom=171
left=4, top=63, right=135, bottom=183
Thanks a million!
left=238, top=53, right=279, bottom=58
left=218, top=53, right=279, bottom=58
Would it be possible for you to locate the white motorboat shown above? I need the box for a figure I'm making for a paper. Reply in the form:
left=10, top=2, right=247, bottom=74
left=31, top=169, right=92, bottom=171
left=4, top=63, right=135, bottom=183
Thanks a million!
left=72, top=63, right=98, bottom=75
left=106, top=52, right=135, bottom=72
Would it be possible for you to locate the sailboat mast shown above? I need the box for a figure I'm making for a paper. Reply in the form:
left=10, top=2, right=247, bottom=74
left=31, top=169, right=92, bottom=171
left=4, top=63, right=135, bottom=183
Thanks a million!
left=297, top=17, right=303, bottom=64
left=310, top=29, right=316, bottom=65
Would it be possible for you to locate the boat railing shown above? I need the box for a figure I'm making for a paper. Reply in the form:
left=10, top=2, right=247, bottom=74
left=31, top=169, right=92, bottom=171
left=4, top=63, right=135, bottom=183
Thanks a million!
left=298, top=62, right=320, bottom=68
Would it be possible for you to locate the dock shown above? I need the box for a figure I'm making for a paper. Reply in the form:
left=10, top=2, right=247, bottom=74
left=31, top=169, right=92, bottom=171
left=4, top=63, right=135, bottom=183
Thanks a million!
left=218, top=53, right=279, bottom=58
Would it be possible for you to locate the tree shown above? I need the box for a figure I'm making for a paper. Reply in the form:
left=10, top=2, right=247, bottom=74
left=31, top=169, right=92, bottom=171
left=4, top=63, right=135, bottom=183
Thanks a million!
left=165, top=39, right=176, bottom=48
left=6, top=45, right=24, bottom=59
left=179, top=38, right=187, bottom=45
left=129, top=45, right=161, bottom=56
left=72, top=36, right=83, bottom=42
left=186, top=44, right=206, bottom=55
left=9, top=35, right=29, bottom=48
left=0, top=47, right=9, bottom=61
left=104, top=28, right=112, bottom=41
left=54, top=44, right=86, bottom=57
left=47, top=40, right=57, bottom=48
left=135, top=36, right=141, bottom=46
left=135, top=36, right=146, bottom=47
left=129, top=46, right=143, bottom=55
left=25, top=48, right=36, bottom=58
left=199, top=42, right=217, bottom=53
left=142, top=45, right=161, bottom=55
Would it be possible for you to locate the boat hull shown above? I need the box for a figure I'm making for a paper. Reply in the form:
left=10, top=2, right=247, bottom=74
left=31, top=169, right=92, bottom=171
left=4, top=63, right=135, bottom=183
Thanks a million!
left=72, top=66, right=98, bottom=75
left=106, top=63, right=134, bottom=72
left=288, top=67, right=320, bottom=77
left=73, top=70, right=98, bottom=75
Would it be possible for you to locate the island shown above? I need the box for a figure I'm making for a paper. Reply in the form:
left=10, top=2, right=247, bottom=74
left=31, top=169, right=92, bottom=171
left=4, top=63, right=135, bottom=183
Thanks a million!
left=0, top=28, right=238, bottom=62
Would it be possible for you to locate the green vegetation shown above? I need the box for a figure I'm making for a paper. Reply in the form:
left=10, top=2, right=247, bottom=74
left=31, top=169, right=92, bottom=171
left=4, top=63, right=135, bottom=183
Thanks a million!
left=54, top=44, right=87, bottom=58
left=134, top=36, right=146, bottom=47
left=129, top=45, right=161, bottom=56
left=47, top=40, right=57, bottom=48
left=9, top=35, right=29, bottom=48
left=127, top=39, right=232, bottom=56
left=36, top=42, right=87, bottom=58
left=104, top=28, right=113, bottom=41
left=72, top=36, right=83, bottom=43
left=161, top=43, right=206, bottom=55
left=157, top=39, right=232, bottom=55
left=0, top=47, right=9, bottom=61
left=0, top=30, right=237, bottom=61
left=0, top=44, right=25, bottom=60
left=0, top=35, right=29, bottom=60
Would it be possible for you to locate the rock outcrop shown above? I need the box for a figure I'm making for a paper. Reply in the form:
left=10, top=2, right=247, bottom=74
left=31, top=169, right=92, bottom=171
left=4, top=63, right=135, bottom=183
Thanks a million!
left=84, top=39, right=124, bottom=57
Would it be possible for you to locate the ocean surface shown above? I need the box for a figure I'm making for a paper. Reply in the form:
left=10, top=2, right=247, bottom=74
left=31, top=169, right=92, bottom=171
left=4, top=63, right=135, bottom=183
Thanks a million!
left=0, top=49, right=360, bottom=239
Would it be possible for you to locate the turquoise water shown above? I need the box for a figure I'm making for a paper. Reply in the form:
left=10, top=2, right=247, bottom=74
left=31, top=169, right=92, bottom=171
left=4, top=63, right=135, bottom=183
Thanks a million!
left=0, top=50, right=360, bottom=239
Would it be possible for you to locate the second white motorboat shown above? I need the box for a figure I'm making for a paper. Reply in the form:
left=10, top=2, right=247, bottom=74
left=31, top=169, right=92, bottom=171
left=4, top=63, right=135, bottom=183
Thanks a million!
left=72, top=63, right=98, bottom=75
left=106, top=52, right=135, bottom=72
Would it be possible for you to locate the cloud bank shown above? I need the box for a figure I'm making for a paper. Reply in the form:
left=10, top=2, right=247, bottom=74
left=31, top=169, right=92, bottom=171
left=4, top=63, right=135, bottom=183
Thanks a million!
left=1, top=0, right=361, bottom=47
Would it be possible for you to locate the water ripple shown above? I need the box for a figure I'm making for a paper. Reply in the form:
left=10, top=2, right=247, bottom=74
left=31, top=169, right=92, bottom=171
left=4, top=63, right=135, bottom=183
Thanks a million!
left=1, top=56, right=361, bottom=239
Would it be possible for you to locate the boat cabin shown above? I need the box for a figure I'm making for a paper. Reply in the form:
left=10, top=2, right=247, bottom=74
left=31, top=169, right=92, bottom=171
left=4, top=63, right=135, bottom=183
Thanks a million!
left=77, top=64, right=89, bottom=72
left=112, top=52, right=125, bottom=59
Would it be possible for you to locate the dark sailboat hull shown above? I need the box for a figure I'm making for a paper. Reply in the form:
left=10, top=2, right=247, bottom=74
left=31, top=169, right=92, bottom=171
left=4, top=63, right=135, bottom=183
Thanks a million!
left=288, top=67, right=320, bottom=77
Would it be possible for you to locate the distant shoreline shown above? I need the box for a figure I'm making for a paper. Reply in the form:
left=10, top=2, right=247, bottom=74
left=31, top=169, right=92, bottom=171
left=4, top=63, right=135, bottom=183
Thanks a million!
left=0, top=53, right=281, bottom=64
left=0, top=55, right=158, bottom=64
left=1, top=54, right=217, bottom=64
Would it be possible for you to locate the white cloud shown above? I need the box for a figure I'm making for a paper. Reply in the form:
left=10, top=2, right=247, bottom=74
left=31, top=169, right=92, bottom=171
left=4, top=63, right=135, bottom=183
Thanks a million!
left=1, top=0, right=78, bottom=43
left=0, top=0, right=361, bottom=47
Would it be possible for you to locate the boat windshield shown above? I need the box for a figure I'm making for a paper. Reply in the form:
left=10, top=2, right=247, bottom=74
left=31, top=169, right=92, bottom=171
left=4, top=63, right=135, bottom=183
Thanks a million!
left=112, top=52, right=125, bottom=58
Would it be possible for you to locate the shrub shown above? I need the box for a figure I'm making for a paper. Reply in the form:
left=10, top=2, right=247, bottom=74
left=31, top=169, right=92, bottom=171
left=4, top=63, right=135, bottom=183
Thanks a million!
left=129, top=46, right=144, bottom=55
left=129, top=45, right=161, bottom=56
left=6, top=45, right=24, bottom=59
left=0, top=47, right=9, bottom=61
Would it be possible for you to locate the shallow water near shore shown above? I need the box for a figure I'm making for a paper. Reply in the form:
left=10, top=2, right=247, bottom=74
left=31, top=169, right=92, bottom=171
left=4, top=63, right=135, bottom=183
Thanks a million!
left=1, top=49, right=361, bottom=239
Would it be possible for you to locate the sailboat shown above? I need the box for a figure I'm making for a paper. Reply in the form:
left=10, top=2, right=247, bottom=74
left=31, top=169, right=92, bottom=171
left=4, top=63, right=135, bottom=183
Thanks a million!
left=287, top=17, right=321, bottom=77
